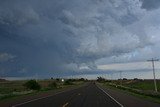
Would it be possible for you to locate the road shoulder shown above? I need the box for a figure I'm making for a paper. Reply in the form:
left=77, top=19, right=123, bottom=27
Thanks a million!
left=98, top=83, right=160, bottom=107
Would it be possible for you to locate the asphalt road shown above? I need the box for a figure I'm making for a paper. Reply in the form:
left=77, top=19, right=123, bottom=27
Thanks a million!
left=11, top=82, right=160, bottom=107
left=12, top=83, right=122, bottom=107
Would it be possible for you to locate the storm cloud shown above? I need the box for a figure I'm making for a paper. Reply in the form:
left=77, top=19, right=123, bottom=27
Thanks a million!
left=0, top=0, right=160, bottom=77
left=140, top=0, right=160, bottom=10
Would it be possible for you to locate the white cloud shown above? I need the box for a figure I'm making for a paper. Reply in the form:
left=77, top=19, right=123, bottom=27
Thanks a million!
left=98, top=62, right=150, bottom=70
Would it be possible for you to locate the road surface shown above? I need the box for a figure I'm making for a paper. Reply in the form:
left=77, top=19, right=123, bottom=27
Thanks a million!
left=12, top=83, right=121, bottom=107
left=11, top=82, right=160, bottom=107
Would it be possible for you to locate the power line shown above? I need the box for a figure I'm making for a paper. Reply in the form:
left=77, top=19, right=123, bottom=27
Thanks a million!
left=147, top=58, right=159, bottom=92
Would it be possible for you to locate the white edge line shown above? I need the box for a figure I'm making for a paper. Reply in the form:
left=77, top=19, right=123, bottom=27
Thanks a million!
left=96, top=85, right=124, bottom=107
left=12, top=87, right=80, bottom=107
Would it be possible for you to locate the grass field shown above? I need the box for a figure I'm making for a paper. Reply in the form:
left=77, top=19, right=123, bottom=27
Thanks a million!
left=111, top=79, right=160, bottom=91
left=0, top=79, right=85, bottom=100
left=0, top=80, right=27, bottom=94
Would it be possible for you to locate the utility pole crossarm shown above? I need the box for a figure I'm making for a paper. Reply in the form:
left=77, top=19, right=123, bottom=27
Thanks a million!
left=147, top=59, right=159, bottom=61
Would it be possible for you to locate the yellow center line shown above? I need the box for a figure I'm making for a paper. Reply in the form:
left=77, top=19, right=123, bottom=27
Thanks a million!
left=62, top=102, right=69, bottom=107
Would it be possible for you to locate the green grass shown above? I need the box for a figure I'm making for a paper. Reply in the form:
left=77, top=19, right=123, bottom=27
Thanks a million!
left=0, top=79, right=85, bottom=100
left=0, top=81, right=27, bottom=94
left=112, top=79, right=160, bottom=91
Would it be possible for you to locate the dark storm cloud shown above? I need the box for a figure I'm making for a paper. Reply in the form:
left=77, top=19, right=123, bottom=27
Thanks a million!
left=140, top=0, right=160, bottom=10
left=0, top=0, right=154, bottom=77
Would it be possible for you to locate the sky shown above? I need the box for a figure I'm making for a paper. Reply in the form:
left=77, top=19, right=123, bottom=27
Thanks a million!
left=0, top=0, right=160, bottom=79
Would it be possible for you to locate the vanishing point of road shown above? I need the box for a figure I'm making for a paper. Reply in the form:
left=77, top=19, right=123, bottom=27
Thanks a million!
left=11, top=82, right=160, bottom=107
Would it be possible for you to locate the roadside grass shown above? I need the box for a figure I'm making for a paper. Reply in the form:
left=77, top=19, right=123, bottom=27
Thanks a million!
left=101, top=80, right=160, bottom=103
left=0, top=79, right=85, bottom=101
left=0, top=80, right=27, bottom=94
left=112, top=79, right=160, bottom=91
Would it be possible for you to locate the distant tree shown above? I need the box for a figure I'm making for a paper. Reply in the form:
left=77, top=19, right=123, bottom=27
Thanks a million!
left=56, top=78, right=60, bottom=81
left=134, top=78, right=138, bottom=80
left=97, top=77, right=105, bottom=82
left=123, top=78, right=127, bottom=80
left=79, top=78, right=85, bottom=81
left=68, top=79, right=76, bottom=82
left=85, top=79, right=88, bottom=81
left=134, top=78, right=143, bottom=81
left=64, top=79, right=74, bottom=85
left=23, top=80, right=41, bottom=90
left=48, top=82, right=57, bottom=89
left=0, top=78, right=7, bottom=82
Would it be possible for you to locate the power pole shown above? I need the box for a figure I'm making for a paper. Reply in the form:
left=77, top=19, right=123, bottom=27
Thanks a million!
left=147, top=58, right=159, bottom=92
left=119, top=71, right=122, bottom=86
